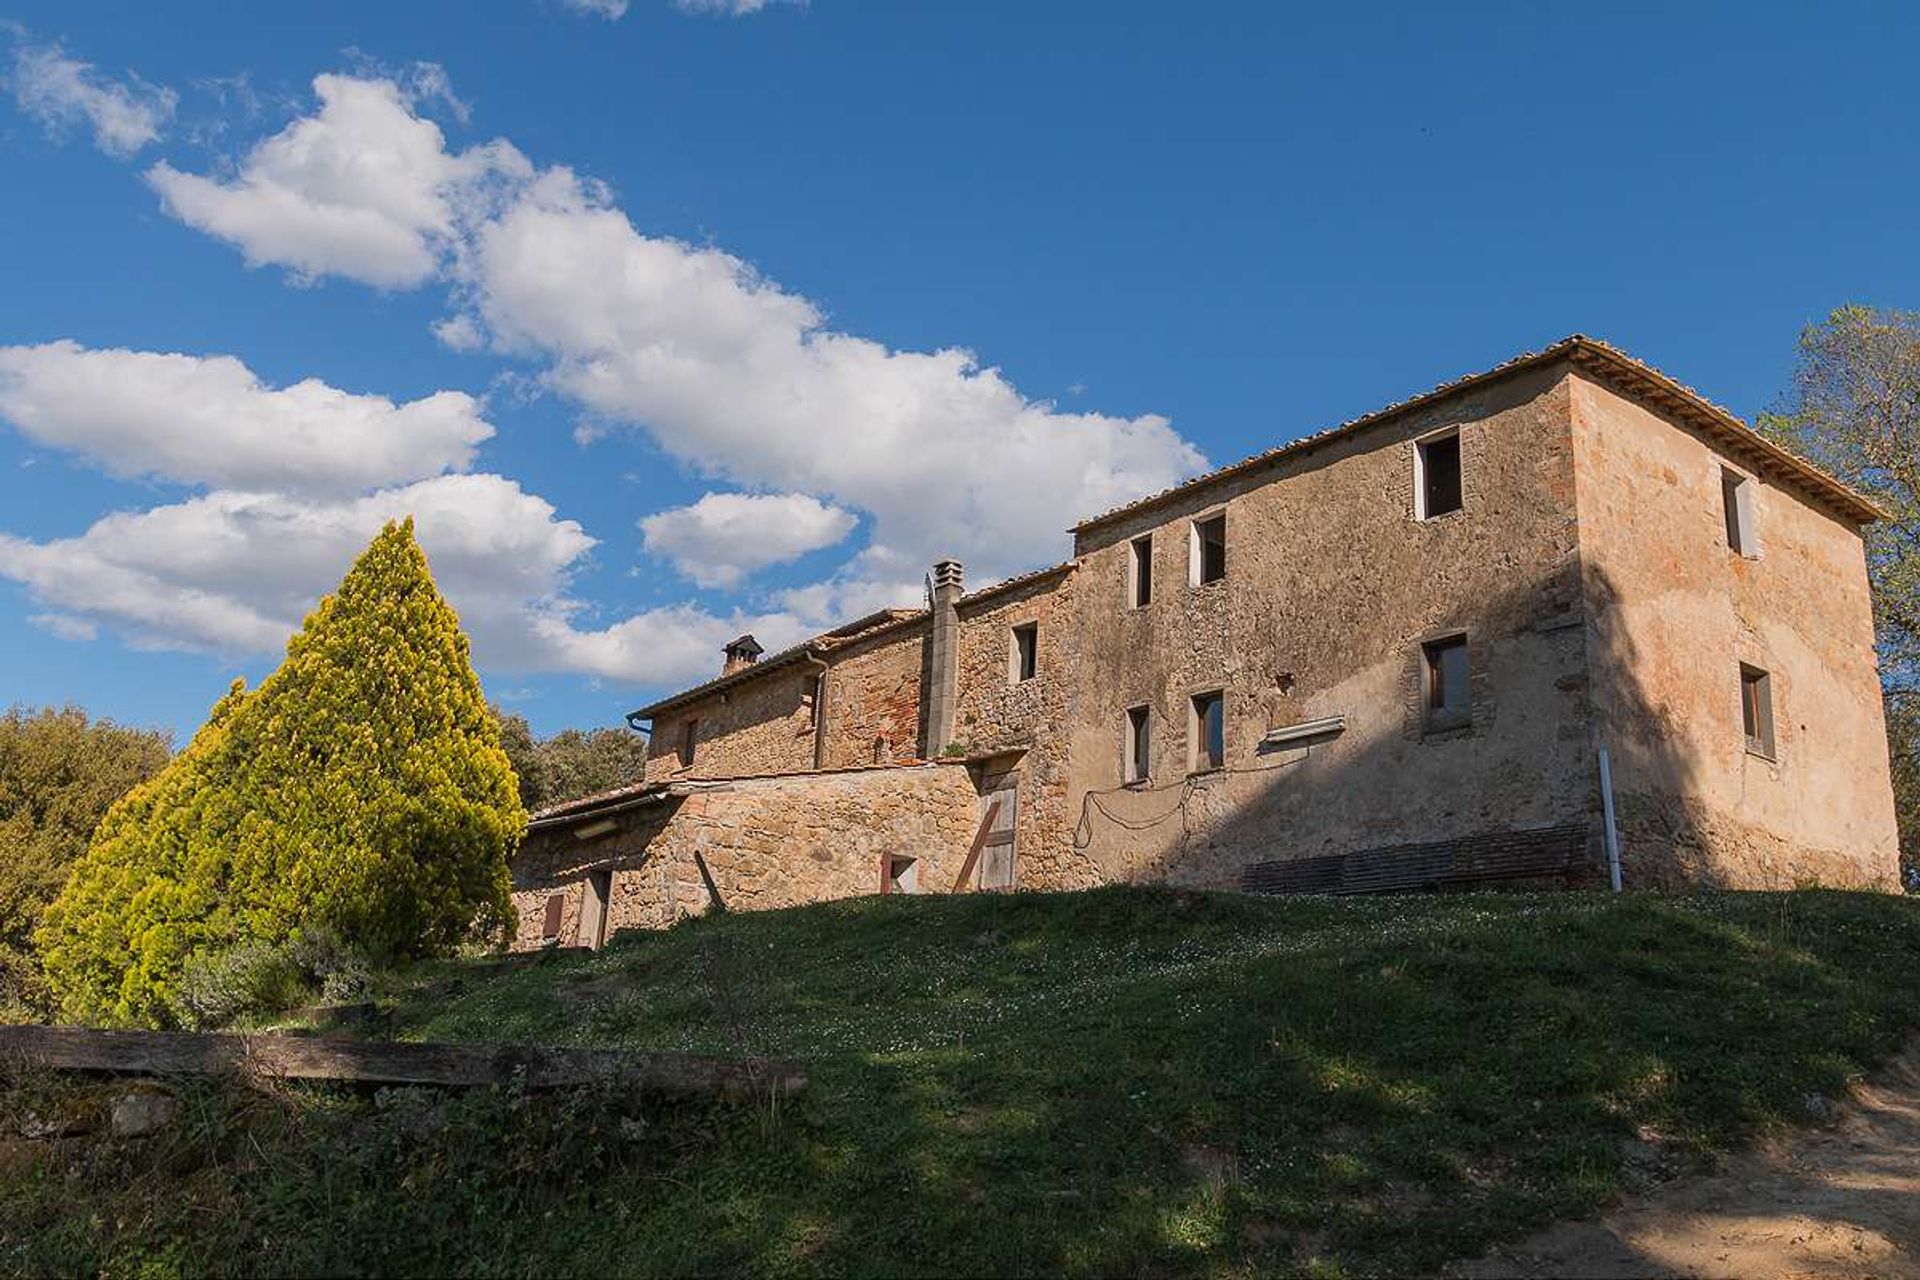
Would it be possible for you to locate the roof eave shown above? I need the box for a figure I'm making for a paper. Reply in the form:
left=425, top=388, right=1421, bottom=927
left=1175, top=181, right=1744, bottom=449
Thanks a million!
left=628, top=643, right=826, bottom=721
left=1069, top=336, right=1882, bottom=535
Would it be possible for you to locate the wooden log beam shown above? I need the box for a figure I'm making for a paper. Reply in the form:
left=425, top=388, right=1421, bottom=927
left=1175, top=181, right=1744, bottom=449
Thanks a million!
left=692, top=850, right=728, bottom=913
left=951, top=798, right=1001, bottom=892
left=0, top=1025, right=806, bottom=1100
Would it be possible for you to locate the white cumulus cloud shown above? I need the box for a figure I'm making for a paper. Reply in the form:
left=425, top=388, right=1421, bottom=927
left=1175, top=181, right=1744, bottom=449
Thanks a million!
left=0, top=336, right=810, bottom=686
left=673, top=0, right=797, bottom=14
left=155, top=72, right=1204, bottom=607
left=558, top=0, right=630, bottom=16
left=0, top=473, right=804, bottom=687
left=0, top=340, right=495, bottom=495
left=4, top=37, right=176, bottom=157
left=641, top=491, right=857, bottom=589
left=147, top=73, right=530, bottom=288
left=454, top=165, right=1204, bottom=596
left=122, top=68, right=1208, bottom=682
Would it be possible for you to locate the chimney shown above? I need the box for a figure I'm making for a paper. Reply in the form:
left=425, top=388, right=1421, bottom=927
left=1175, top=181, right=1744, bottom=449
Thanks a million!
left=721, top=633, right=764, bottom=676
left=925, top=559, right=964, bottom=756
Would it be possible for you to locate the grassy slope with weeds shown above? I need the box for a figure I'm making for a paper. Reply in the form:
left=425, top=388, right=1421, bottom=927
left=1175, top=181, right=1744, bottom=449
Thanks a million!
left=5, top=887, right=1920, bottom=1278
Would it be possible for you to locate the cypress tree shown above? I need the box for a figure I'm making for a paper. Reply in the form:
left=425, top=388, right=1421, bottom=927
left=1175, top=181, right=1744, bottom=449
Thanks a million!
left=39, top=520, right=525, bottom=1025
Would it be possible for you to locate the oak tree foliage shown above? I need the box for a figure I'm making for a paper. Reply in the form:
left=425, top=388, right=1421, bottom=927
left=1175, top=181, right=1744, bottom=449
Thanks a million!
left=1759, top=306, right=1920, bottom=883
left=0, top=707, right=172, bottom=1017
left=493, top=709, right=648, bottom=812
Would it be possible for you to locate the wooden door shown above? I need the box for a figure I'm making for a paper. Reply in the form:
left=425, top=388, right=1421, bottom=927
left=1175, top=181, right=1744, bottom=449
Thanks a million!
left=977, top=777, right=1018, bottom=890
left=579, top=868, right=612, bottom=950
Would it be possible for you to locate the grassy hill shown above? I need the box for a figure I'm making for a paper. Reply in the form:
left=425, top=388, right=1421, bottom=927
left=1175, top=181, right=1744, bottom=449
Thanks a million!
left=6, top=886, right=1920, bottom=1277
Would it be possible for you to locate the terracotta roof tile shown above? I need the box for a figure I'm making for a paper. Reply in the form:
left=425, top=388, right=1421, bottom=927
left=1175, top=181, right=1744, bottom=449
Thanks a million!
left=1070, top=335, right=1881, bottom=535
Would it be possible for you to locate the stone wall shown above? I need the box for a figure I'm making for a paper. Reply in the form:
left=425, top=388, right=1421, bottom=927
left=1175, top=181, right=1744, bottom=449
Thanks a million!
left=510, top=761, right=979, bottom=950
left=593, top=347, right=1898, bottom=909
left=950, top=567, right=1081, bottom=888
left=1062, top=363, right=1597, bottom=891
left=645, top=664, right=817, bottom=784
left=1569, top=374, right=1899, bottom=888
left=818, top=624, right=928, bottom=768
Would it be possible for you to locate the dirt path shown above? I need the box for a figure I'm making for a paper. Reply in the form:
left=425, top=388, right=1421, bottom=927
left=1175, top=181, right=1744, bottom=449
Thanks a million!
left=1455, top=1042, right=1920, bottom=1279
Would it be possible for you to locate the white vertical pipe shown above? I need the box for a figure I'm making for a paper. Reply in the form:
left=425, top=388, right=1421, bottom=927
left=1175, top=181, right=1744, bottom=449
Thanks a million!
left=1598, top=745, right=1623, bottom=892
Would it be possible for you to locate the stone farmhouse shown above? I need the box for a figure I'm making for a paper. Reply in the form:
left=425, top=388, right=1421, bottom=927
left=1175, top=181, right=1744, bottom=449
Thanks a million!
left=511, top=336, right=1901, bottom=951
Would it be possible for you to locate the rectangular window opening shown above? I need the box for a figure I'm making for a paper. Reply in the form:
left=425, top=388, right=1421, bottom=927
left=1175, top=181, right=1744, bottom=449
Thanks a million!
left=1125, top=705, right=1151, bottom=783
left=1190, top=691, right=1225, bottom=772
left=1129, top=535, right=1153, bottom=608
left=1191, top=514, right=1226, bottom=585
left=884, top=854, right=920, bottom=895
left=679, top=717, right=698, bottom=766
left=1722, top=467, right=1756, bottom=556
left=1422, top=634, right=1470, bottom=729
left=541, top=893, right=565, bottom=943
left=1417, top=432, right=1463, bottom=519
left=1741, top=664, right=1775, bottom=758
left=1011, top=622, right=1038, bottom=682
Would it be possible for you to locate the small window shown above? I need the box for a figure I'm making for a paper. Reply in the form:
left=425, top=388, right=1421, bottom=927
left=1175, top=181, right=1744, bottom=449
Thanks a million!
left=1741, top=664, right=1775, bottom=758
left=1011, top=623, right=1038, bottom=682
left=1129, top=535, right=1153, bottom=608
left=679, top=717, right=698, bottom=766
left=884, top=855, right=920, bottom=894
left=1416, top=431, right=1463, bottom=519
left=1125, top=705, right=1151, bottom=783
left=1722, top=468, right=1756, bottom=556
left=1191, top=513, right=1226, bottom=585
left=541, top=893, right=565, bottom=943
left=1190, top=691, right=1225, bottom=772
left=1422, top=634, right=1470, bottom=729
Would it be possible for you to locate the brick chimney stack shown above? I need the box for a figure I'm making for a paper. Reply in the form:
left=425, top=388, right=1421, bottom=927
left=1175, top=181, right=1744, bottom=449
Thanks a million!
left=722, top=633, right=764, bottom=677
left=925, top=559, right=964, bottom=756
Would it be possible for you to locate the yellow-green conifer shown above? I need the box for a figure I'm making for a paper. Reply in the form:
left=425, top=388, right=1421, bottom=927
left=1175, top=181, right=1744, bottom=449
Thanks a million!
left=39, top=520, right=524, bottom=1025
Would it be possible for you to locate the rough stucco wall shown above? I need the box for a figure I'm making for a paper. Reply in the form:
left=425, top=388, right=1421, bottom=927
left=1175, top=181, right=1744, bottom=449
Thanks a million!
left=509, top=762, right=980, bottom=949
left=1062, top=365, right=1595, bottom=890
left=646, top=666, right=817, bottom=783
left=952, top=569, right=1078, bottom=887
left=1569, top=375, right=1899, bottom=889
left=818, top=626, right=927, bottom=769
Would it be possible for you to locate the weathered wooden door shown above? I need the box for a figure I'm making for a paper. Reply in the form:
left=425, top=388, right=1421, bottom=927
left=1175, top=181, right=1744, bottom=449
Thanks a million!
left=977, top=777, right=1018, bottom=890
left=579, top=868, right=612, bottom=950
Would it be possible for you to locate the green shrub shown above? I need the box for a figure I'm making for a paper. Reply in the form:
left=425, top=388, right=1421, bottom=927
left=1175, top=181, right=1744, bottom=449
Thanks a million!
left=176, top=940, right=311, bottom=1029
left=175, top=925, right=374, bottom=1029
left=37, top=520, right=526, bottom=1026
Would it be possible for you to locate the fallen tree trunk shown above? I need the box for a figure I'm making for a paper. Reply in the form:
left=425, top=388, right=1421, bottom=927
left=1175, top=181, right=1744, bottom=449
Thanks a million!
left=0, top=1025, right=806, bottom=1099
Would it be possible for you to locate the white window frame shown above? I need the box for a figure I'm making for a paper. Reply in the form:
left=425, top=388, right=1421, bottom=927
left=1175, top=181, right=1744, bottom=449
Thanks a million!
left=1414, top=427, right=1464, bottom=521
left=1189, top=510, right=1227, bottom=587
left=1189, top=689, right=1225, bottom=773
left=1128, top=534, right=1153, bottom=609
left=1740, top=663, right=1776, bottom=759
left=1722, top=466, right=1759, bottom=558
left=1124, top=704, right=1151, bottom=784
left=1421, top=632, right=1471, bottom=731
left=1010, top=622, right=1038, bottom=683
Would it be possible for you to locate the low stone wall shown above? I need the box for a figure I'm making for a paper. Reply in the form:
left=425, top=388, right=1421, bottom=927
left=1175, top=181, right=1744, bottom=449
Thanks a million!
left=510, top=762, right=980, bottom=951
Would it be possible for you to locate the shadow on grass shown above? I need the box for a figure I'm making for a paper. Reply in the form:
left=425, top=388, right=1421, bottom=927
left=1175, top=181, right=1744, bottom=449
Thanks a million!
left=5, top=887, right=1919, bottom=1277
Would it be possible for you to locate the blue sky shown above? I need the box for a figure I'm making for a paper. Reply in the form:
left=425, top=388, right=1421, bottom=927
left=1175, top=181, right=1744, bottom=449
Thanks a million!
left=0, top=1, right=1915, bottom=744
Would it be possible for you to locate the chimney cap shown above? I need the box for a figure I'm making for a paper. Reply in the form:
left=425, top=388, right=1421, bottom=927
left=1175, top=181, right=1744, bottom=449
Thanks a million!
left=723, top=633, right=765, bottom=658
left=930, top=559, right=965, bottom=591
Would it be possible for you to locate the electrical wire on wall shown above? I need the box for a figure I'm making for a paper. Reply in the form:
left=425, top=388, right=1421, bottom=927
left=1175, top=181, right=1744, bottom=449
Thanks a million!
left=1071, top=747, right=1316, bottom=855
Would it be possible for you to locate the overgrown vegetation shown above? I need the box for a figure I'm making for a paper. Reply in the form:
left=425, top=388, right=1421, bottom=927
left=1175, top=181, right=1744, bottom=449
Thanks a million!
left=0, top=706, right=171, bottom=1020
left=6, top=887, right=1919, bottom=1277
left=494, top=709, right=649, bottom=812
left=1760, top=305, right=1920, bottom=884
left=36, top=520, right=525, bottom=1027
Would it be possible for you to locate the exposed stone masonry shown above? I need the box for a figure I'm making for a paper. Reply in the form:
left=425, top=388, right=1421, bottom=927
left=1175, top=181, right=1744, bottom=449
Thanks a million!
left=511, top=338, right=1900, bottom=953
